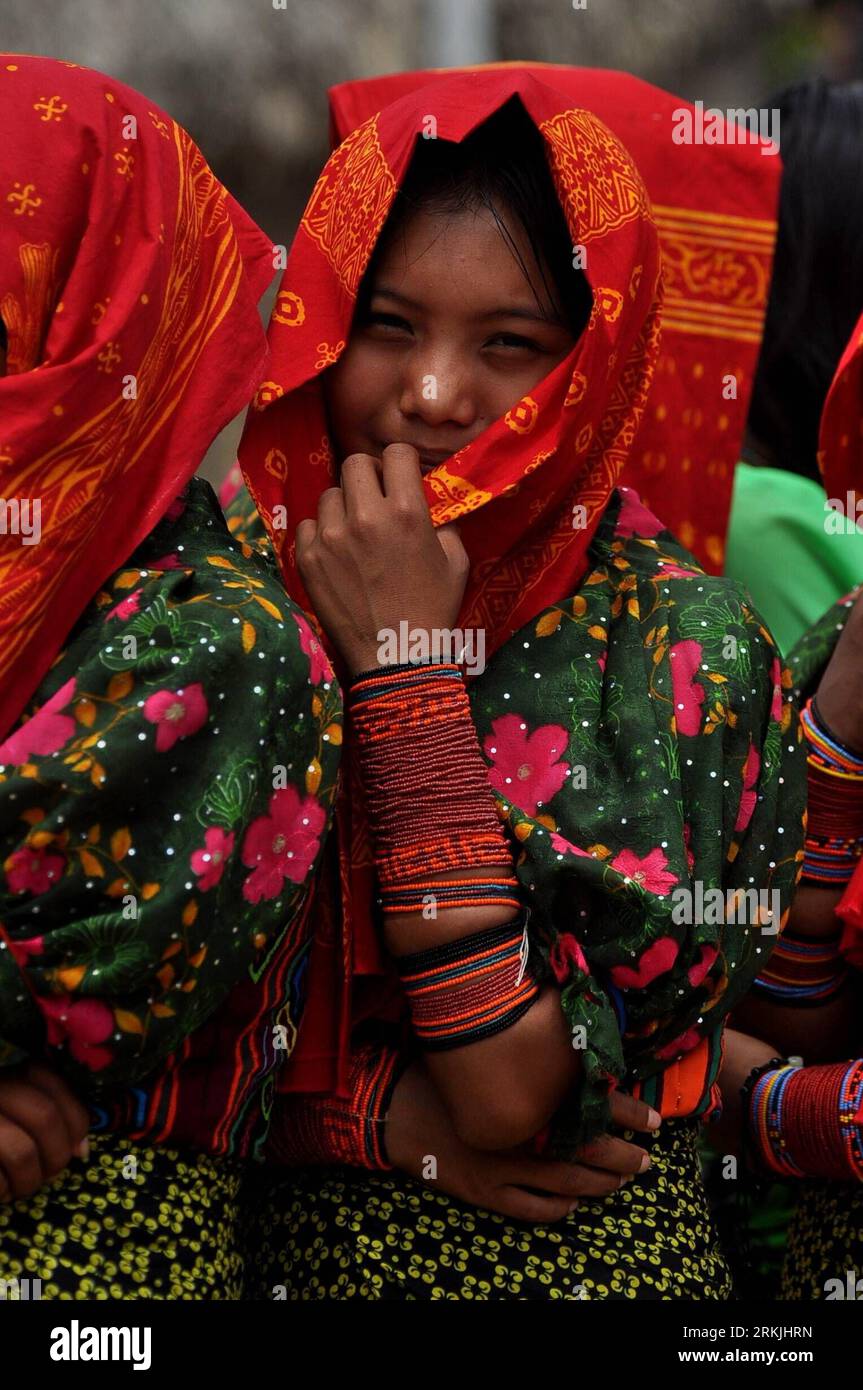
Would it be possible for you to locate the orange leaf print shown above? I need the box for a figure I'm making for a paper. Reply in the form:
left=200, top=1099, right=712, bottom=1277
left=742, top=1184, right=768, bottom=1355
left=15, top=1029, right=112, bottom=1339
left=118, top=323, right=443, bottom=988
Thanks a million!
left=156, top=964, right=174, bottom=991
left=105, top=878, right=130, bottom=897
left=56, top=964, right=86, bottom=991
left=188, top=946, right=207, bottom=968
left=20, top=807, right=44, bottom=826
left=110, top=827, right=132, bottom=860
left=206, top=555, right=236, bottom=570
left=79, top=849, right=104, bottom=877
left=323, top=723, right=342, bottom=745
left=587, top=625, right=607, bottom=641
left=89, top=761, right=106, bottom=788
left=113, top=570, right=141, bottom=590
left=161, top=940, right=183, bottom=959
left=305, top=758, right=322, bottom=795
left=74, top=699, right=97, bottom=727
left=182, top=900, right=198, bottom=927
left=253, top=595, right=283, bottom=620
left=535, top=610, right=562, bottom=637
left=141, top=882, right=160, bottom=900
left=107, top=671, right=134, bottom=700
left=86, top=824, right=101, bottom=844
left=150, top=1002, right=175, bottom=1019
left=242, top=621, right=256, bottom=653
left=115, top=1009, right=145, bottom=1034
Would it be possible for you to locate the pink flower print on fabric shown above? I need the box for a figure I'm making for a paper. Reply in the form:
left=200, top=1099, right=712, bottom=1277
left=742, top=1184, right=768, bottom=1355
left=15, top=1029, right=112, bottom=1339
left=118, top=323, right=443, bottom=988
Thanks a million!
left=293, top=611, right=334, bottom=686
left=38, top=995, right=114, bottom=1071
left=611, top=846, right=678, bottom=896
left=614, top=487, right=664, bottom=539
left=734, top=743, right=761, bottom=833
left=241, top=785, right=326, bottom=903
left=610, top=935, right=680, bottom=990
left=5, top=845, right=65, bottom=896
left=0, top=677, right=77, bottom=766
left=669, top=639, right=705, bottom=736
left=190, top=827, right=235, bottom=892
left=143, top=683, right=208, bottom=752
left=484, top=715, right=569, bottom=817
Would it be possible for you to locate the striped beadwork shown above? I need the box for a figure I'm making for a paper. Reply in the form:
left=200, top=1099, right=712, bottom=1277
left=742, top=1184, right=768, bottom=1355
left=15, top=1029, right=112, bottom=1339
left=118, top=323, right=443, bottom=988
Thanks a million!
left=753, top=928, right=848, bottom=1006
left=397, top=916, right=539, bottom=1049
left=801, top=699, right=863, bottom=884
left=349, top=661, right=519, bottom=914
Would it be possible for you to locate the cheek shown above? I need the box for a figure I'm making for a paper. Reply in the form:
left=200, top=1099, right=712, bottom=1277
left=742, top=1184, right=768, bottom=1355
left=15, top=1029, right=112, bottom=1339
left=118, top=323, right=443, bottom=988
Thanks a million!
left=324, top=345, right=393, bottom=453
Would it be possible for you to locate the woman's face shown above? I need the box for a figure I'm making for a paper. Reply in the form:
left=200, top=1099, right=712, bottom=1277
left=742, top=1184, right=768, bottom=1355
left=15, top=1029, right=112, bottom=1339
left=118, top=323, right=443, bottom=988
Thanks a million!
left=324, top=203, right=576, bottom=473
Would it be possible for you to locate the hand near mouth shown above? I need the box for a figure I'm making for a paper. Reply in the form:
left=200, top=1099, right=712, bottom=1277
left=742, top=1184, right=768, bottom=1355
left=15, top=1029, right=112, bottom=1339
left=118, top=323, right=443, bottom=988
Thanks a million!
left=295, top=442, right=469, bottom=677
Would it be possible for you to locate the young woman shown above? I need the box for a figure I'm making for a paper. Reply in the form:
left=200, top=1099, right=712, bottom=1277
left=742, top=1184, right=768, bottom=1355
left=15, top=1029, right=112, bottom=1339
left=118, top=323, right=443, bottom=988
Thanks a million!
left=0, top=55, right=341, bottom=1298
left=232, top=68, right=805, bottom=1300
left=730, top=323, right=863, bottom=1299
left=725, top=78, right=863, bottom=653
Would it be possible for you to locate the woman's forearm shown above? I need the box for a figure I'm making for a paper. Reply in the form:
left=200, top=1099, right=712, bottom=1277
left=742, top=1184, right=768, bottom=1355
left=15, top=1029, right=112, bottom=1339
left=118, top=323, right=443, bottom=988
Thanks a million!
left=349, top=663, right=580, bottom=1146
left=733, top=884, right=862, bottom=1060
left=382, top=869, right=580, bottom=1148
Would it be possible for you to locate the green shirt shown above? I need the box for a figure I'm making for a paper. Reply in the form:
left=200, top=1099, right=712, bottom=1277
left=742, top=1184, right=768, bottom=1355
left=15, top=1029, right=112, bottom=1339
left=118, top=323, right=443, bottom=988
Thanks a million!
left=725, top=462, right=863, bottom=656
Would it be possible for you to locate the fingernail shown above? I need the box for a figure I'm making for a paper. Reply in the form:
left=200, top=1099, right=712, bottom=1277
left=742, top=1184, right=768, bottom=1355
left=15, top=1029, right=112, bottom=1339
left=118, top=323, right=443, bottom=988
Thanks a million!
left=647, top=1109, right=662, bottom=1130
left=639, top=1152, right=651, bottom=1173
left=77, top=1139, right=90, bottom=1162
left=568, top=1200, right=579, bottom=1212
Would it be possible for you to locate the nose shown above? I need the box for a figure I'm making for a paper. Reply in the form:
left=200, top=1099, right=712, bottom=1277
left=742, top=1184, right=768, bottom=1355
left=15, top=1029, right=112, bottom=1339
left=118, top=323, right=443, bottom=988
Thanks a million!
left=397, top=346, right=478, bottom=430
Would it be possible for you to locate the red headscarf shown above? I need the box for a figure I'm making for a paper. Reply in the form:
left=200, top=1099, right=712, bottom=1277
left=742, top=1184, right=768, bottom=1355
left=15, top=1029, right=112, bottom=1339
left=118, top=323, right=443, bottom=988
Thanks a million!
left=328, top=63, right=781, bottom=573
left=240, top=68, right=662, bottom=663
left=0, top=54, right=274, bottom=743
left=238, top=67, right=668, bottom=1092
left=818, top=306, right=863, bottom=518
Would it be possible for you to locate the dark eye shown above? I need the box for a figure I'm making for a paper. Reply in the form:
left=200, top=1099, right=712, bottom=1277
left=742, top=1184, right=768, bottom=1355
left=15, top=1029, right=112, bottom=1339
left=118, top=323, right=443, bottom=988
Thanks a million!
left=365, top=310, right=413, bottom=337
left=485, top=333, right=541, bottom=352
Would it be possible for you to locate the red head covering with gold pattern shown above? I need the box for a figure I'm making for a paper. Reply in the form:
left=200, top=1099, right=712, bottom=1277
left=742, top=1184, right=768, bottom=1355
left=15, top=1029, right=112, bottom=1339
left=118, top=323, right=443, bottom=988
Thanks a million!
left=238, top=66, right=663, bottom=668
left=327, top=63, right=781, bottom=573
left=0, top=54, right=274, bottom=742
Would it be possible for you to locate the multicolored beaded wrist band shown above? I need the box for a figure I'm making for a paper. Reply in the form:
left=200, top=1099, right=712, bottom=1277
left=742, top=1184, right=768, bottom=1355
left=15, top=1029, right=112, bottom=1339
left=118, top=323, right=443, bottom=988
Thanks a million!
left=265, top=1040, right=403, bottom=1171
left=801, top=699, right=863, bottom=884
left=748, top=1058, right=863, bottom=1182
left=752, top=928, right=849, bottom=1006
left=748, top=1062, right=806, bottom=1177
left=396, top=915, right=539, bottom=1050
left=380, top=873, right=523, bottom=916
left=349, top=662, right=519, bottom=914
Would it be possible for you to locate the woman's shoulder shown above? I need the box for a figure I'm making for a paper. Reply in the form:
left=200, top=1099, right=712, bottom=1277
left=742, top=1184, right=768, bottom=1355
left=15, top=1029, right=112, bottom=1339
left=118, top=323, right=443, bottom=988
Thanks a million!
left=592, top=487, right=772, bottom=638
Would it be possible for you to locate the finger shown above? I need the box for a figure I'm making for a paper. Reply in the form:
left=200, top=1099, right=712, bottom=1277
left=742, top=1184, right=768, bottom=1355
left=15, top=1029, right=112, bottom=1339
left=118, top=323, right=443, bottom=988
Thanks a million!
left=0, top=1078, right=72, bottom=1178
left=340, top=454, right=385, bottom=519
left=575, top=1134, right=649, bottom=1176
left=511, top=1158, right=634, bottom=1197
left=381, top=443, right=427, bottom=506
left=435, top=523, right=469, bottom=573
left=24, top=1062, right=89, bottom=1154
left=0, top=1114, right=43, bottom=1199
left=608, top=1090, right=661, bottom=1134
left=294, top=517, right=317, bottom=552
left=317, top=487, right=347, bottom=531
left=492, top=1185, right=577, bottom=1224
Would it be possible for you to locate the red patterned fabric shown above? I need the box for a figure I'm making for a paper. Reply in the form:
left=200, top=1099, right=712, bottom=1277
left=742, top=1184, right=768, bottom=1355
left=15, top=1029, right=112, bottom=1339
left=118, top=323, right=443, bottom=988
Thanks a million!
left=327, top=63, right=781, bottom=573
left=818, top=307, right=863, bottom=520
left=0, top=54, right=273, bottom=743
left=237, top=67, right=665, bottom=1094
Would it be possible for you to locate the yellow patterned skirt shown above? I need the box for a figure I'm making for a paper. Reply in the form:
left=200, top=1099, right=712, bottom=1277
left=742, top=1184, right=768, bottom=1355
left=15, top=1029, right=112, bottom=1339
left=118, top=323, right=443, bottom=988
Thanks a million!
left=781, top=1181, right=863, bottom=1299
left=0, top=1134, right=244, bottom=1300
left=241, top=1119, right=732, bottom=1301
